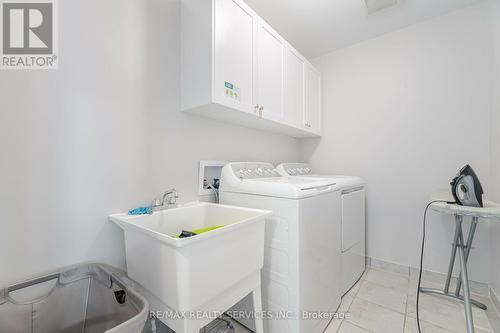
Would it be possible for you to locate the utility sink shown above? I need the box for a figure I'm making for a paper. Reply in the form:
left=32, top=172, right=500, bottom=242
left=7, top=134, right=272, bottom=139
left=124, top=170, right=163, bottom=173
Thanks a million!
left=109, top=202, right=271, bottom=313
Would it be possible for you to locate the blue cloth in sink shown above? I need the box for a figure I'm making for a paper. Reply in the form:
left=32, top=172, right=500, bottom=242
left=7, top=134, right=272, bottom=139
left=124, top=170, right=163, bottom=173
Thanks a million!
left=128, top=206, right=153, bottom=215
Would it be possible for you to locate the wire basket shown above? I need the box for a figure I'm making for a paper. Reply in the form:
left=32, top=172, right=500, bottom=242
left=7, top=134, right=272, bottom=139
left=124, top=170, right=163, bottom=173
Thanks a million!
left=0, top=263, right=149, bottom=333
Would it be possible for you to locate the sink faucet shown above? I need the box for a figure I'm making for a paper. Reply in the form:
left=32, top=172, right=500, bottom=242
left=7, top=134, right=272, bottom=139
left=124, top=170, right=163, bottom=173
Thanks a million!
left=152, top=189, right=179, bottom=210
left=162, top=189, right=178, bottom=205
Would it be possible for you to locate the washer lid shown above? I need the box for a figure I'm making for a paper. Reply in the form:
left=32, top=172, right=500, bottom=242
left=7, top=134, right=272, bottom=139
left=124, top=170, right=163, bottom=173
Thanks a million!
left=301, top=174, right=365, bottom=189
left=220, top=162, right=340, bottom=199
left=275, top=163, right=365, bottom=188
left=221, top=175, right=339, bottom=199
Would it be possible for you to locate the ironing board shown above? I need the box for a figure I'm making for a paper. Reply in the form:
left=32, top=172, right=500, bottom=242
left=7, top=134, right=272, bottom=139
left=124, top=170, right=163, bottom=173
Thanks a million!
left=420, top=191, right=500, bottom=333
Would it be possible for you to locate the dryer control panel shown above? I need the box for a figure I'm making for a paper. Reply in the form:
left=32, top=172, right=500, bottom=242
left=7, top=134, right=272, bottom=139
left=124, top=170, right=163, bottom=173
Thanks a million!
left=276, top=163, right=312, bottom=176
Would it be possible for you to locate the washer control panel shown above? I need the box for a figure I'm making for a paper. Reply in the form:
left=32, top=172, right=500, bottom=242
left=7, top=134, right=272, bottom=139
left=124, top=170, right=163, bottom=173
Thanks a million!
left=230, top=163, right=280, bottom=179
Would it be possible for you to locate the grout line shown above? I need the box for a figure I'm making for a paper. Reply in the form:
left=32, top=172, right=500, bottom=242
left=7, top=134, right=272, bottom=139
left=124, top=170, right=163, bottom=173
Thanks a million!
left=340, top=293, right=375, bottom=333
left=406, top=316, right=457, bottom=333
left=333, top=287, right=359, bottom=332
left=335, top=274, right=366, bottom=332
left=335, top=319, right=345, bottom=333
left=355, top=293, right=407, bottom=315
left=355, top=268, right=408, bottom=315
left=353, top=296, right=407, bottom=317
left=490, top=287, right=500, bottom=318
left=359, top=278, right=410, bottom=302
left=402, top=274, right=410, bottom=331
left=361, top=277, right=409, bottom=293
left=406, top=307, right=482, bottom=333
left=345, top=320, right=375, bottom=333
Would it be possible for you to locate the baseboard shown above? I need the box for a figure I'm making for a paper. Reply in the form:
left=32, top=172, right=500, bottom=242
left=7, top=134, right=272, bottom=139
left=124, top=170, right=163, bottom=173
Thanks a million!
left=366, top=256, right=410, bottom=276
left=367, top=256, right=489, bottom=297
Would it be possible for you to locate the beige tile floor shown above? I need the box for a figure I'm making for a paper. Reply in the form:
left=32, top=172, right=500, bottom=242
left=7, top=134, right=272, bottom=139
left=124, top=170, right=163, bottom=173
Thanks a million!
left=229, top=268, right=500, bottom=333
left=325, top=269, right=500, bottom=333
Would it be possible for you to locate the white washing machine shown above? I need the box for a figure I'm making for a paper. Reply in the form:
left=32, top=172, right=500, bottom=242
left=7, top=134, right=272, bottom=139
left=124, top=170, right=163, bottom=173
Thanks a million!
left=220, top=162, right=342, bottom=333
left=276, top=163, right=366, bottom=296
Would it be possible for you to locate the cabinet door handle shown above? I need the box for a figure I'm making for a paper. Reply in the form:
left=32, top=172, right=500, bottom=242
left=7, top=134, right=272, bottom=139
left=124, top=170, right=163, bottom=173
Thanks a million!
left=258, top=106, right=264, bottom=118
left=254, top=104, right=260, bottom=114
left=305, top=123, right=311, bottom=128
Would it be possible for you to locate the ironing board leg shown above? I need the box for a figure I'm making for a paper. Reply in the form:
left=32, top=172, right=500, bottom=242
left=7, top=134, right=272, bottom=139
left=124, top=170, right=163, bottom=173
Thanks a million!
left=444, top=215, right=462, bottom=293
left=420, top=214, right=487, bottom=311
left=455, top=216, right=479, bottom=297
left=457, top=219, right=475, bottom=333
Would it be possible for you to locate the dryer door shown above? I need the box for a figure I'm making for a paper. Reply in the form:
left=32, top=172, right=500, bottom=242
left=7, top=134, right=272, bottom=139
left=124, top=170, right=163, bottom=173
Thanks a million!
left=341, top=188, right=365, bottom=252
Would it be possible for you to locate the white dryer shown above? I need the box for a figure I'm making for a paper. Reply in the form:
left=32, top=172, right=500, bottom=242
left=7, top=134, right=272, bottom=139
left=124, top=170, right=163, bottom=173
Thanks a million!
left=220, top=162, right=342, bottom=333
left=276, top=163, right=366, bottom=296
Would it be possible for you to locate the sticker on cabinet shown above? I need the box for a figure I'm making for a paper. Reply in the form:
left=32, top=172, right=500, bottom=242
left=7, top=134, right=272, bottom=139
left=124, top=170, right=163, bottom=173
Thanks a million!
left=224, top=81, right=241, bottom=101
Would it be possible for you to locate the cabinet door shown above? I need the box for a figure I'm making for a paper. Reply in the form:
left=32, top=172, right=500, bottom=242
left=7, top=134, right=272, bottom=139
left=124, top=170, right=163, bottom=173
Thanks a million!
left=284, top=47, right=305, bottom=127
left=257, top=20, right=284, bottom=122
left=305, top=65, right=321, bottom=133
left=214, top=0, right=257, bottom=113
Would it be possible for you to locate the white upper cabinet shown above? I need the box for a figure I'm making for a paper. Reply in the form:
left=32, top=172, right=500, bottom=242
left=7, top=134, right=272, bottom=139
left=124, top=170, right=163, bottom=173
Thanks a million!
left=284, top=47, right=305, bottom=128
left=214, top=0, right=256, bottom=114
left=305, top=65, right=322, bottom=134
left=181, top=0, right=321, bottom=138
left=256, top=20, right=285, bottom=122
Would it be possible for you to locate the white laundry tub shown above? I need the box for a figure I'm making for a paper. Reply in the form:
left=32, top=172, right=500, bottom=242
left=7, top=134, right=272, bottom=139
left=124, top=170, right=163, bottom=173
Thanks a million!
left=109, top=203, right=271, bottom=312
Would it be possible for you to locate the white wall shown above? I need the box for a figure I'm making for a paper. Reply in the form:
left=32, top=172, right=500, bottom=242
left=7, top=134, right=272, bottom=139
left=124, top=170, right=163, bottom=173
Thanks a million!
left=301, top=3, right=495, bottom=282
left=490, top=0, right=500, bottom=303
left=0, top=0, right=299, bottom=287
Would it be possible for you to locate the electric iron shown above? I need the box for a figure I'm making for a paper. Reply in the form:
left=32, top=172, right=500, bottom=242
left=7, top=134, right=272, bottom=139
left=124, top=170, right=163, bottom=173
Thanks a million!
left=450, top=165, right=484, bottom=208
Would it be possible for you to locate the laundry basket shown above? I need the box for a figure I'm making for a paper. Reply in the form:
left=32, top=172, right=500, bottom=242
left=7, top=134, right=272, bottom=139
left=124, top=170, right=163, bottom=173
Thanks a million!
left=0, top=263, right=149, bottom=333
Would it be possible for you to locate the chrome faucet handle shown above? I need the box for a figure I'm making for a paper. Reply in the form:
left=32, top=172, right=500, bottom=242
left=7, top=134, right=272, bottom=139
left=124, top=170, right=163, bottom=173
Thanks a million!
left=161, top=189, right=179, bottom=206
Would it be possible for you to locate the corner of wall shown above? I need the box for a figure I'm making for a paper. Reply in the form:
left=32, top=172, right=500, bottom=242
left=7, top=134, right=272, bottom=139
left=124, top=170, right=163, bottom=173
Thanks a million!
left=489, top=0, right=500, bottom=304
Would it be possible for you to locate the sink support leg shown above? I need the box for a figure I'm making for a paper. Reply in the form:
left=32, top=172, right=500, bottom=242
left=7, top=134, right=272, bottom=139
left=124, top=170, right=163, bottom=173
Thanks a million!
left=252, top=286, right=264, bottom=333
